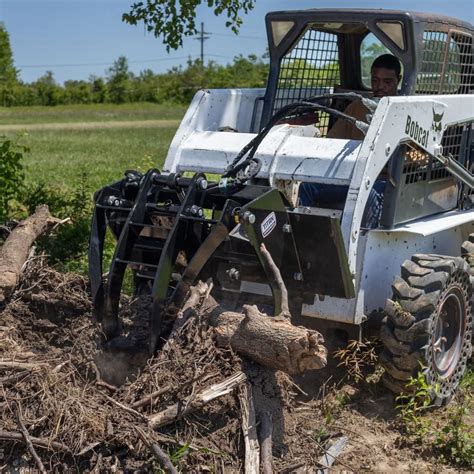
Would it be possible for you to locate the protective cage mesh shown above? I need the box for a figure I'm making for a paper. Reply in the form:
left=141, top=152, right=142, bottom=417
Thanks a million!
left=416, top=30, right=473, bottom=95
left=273, top=27, right=340, bottom=135
left=402, top=121, right=473, bottom=186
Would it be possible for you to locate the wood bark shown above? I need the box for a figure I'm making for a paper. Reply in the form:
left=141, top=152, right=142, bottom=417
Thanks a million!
left=0, top=205, right=58, bottom=303
left=209, top=303, right=327, bottom=375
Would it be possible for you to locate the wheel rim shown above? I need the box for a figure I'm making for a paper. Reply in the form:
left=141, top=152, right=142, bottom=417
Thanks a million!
left=432, top=284, right=466, bottom=379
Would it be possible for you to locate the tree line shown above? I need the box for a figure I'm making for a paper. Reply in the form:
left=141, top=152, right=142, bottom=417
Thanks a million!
left=0, top=57, right=269, bottom=107
left=0, top=22, right=268, bottom=107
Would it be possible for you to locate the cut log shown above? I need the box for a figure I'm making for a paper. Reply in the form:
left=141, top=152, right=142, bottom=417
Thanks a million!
left=210, top=304, right=327, bottom=374
left=199, top=243, right=326, bottom=374
left=0, top=205, right=59, bottom=303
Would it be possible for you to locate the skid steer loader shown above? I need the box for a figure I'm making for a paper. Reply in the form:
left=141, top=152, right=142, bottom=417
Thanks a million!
left=89, top=9, right=474, bottom=404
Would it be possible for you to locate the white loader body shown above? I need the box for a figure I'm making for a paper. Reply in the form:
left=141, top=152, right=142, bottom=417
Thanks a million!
left=165, top=88, right=474, bottom=324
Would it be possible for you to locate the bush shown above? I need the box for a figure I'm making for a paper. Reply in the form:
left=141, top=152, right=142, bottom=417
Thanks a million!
left=21, top=172, right=93, bottom=273
left=0, top=136, right=27, bottom=223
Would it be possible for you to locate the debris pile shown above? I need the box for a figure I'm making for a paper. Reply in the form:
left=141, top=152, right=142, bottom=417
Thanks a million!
left=0, top=258, right=317, bottom=472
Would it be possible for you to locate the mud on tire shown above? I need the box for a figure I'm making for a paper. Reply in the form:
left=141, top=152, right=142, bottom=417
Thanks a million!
left=380, top=254, right=473, bottom=405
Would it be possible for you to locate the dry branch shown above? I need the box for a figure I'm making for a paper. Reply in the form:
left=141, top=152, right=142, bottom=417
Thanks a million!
left=148, top=371, right=247, bottom=429
left=0, top=370, right=31, bottom=385
left=0, top=360, right=45, bottom=371
left=0, top=205, right=60, bottom=302
left=260, top=243, right=289, bottom=319
left=102, top=392, right=147, bottom=422
left=259, top=411, right=273, bottom=474
left=239, top=382, right=260, bottom=474
left=0, top=431, right=70, bottom=452
left=131, top=384, right=173, bottom=409
left=12, top=402, right=47, bottom=474
left=136, top=427, right=178, bottom=474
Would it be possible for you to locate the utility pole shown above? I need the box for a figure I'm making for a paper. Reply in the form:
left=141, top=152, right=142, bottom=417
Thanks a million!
left=194, top=22, right=210, bottom=65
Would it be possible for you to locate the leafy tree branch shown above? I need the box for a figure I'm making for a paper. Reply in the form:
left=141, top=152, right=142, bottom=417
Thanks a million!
left=122, top=0, right=255, bottom=50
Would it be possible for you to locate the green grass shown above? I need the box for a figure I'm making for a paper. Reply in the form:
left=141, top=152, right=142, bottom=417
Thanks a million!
left=1, top=103, right=186, bottom=273
left=0, top=103, right=185, bottom=191
left=0, top=102, right=187, bottom=125
left=20, top=126, right=178, bottom=191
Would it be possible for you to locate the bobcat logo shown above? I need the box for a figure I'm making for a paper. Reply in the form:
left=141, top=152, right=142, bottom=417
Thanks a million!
left=432, top=105, right=444, bottom=133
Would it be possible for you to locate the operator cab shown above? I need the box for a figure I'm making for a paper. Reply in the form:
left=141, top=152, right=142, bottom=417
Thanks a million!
left=261, top=10, right=473, bottom=228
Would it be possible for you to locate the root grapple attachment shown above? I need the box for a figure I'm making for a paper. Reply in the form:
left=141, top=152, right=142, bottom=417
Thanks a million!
left=89, top=167, right=355, bottom=353
left=88, top=169, right=297, bottom=353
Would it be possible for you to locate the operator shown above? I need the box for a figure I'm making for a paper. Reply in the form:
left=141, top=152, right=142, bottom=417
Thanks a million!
left=327, top=53, right=402, bottom=139
left=300, top=54, right=402, bottom=228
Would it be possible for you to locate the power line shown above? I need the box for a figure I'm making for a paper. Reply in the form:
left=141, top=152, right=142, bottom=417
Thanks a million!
left=194, top=22, right=210, bottom=64
left=211, top=32, right=267, bottom=40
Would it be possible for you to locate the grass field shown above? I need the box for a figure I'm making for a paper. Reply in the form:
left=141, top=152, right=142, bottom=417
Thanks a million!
left=0, top=102, right=187, bottom=125
left=0, top=103, right=187, bottom=272
left=0, top=103, right=186, bottom=191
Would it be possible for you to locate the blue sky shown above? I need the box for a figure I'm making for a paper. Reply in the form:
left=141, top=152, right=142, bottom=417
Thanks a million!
left=1, top=0, right=473, bottom=84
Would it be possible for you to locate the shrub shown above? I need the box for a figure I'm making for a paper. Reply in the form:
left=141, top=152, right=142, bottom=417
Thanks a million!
left=21, top=172, right=93, bottom=273
left=0, top=136, right=27, bottom=223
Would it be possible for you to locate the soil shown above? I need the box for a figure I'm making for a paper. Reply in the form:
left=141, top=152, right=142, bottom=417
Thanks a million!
left=0, top=258, right=472, bottom=472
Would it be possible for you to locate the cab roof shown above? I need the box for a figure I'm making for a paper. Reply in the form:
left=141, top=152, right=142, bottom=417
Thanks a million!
left=265, top=9, right=473, bottom=32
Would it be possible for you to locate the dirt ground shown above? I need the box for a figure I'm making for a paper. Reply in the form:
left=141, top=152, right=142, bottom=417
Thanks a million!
left=0, top=259, right=472, bottom=472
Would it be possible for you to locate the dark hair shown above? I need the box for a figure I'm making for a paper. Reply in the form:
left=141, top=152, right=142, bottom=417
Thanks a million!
left=371, top=54, right=401, bottom=76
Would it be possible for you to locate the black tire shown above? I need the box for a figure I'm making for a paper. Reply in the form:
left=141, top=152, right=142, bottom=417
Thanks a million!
left=461, top=233, right=474, bottom=359
left=380, top=254, right=473, bottom=405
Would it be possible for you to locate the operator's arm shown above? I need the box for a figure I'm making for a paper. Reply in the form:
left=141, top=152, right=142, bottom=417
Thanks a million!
left=327, top=100, right=368, bottom=140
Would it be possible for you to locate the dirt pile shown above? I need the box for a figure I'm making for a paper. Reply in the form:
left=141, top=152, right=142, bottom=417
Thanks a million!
left=0, top=258, right=471, bottom=472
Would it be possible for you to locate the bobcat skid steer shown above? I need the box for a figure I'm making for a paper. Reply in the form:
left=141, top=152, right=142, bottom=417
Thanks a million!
left=89, top=9, right=474, bottom=404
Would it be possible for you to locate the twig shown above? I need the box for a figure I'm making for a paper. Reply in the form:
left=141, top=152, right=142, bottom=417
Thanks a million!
left=91, top=452, right=103, bottom=474
left=101, top=392, right=148, bottom=422
left=278, top=461, right=305, bottom=473
left=48, top=217, right=71, bottom=233
left=136, top=427, right=178, bottom=474
left=131, top=363, right=218, bottom=409
left=0, top=370, right=31, bottom=386
left=0, top=361, right=46, bottom=371
left=148, top=371, right=247, bottom=429
left=260, top=243, right=290, bottom=318
left=12, top=402, right=47, bottom=474
left=90, top=361, right=119, bottom=392
left=131, top=384, right=173, bottom=409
